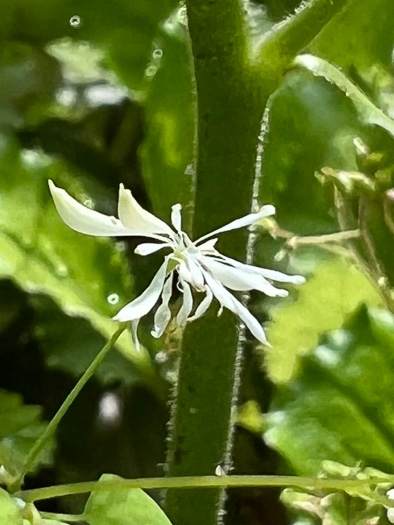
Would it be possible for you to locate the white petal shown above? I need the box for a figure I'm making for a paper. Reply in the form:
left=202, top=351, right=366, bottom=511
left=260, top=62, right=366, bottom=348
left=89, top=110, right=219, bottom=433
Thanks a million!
left=388, top=509, right=394, bottom=524
left=118, top=184, right=175, bottom=238
left=185, top=257, right=205, bottom=291
left=202, top=270, right=268, bottom=345
left=171, top=203, right=182, bottom=232
left=113, top=258, right=169, bottom=322
left=49, top=180, right=133, bottom=237
left=130, top=319, right=141, bottom=352
left=211, top=255, right=305, bottom=284
left=198, top=238, right=219, bottom=254
left=135, top=242, right=171, bottom=256
left=178, top=261, right=194, bottom=283
left=187, top=287, right=213, bottom=323
left=151, top=273, right=174, bottom=338
left=195, top=205, right=275, bottom=245
left=176, top=279, right=193, bottom=326
left=202, top=257, right=288, bottom=297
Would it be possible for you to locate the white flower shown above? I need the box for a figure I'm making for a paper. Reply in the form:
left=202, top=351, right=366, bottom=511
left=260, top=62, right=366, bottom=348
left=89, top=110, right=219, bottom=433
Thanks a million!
left=49, top=180, right=305, bottom=346
left=387, top=489, right=394, bottom=523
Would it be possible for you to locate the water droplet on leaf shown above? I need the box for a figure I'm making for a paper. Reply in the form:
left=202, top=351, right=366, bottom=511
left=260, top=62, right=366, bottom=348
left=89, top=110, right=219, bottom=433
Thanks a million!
left=107, top=293, right=120, bottom=305
left=70, top=15, right=81, bottom=28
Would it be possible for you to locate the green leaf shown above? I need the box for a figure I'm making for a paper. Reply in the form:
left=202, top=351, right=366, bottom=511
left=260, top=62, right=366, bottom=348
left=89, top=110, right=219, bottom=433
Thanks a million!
left=140, top=18, right=196, bottom=231
left=265, top=257, right=382, bottom=383
left=32, top=296, right=138, bottom=384
left=84, top=474, right=172, bottom=525
left=0, top=489, right=21, bottom=525
left=293, top=55, right=394, bottom=139
left=3, top=0, right=180, bottom=91
left=0, top=138, right=151, bottom=372
left=312, top=0, right=394, bottom=69
left=0, top=390, right=53, bottom=475
left=0, top=42, right=60, bottom=131
left=265, top=306, right=394, bottom=475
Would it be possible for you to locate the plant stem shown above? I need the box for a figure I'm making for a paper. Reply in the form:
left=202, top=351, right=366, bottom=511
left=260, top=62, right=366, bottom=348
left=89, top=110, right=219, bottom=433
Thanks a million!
left=259, top=0, right=351, bottom=90
left=17, top=325, right=126, bottom=487
left=165, top=1, right=357, bottom=524
left=18, top=475, right=394, bottom=503
left=40, top=512, right=84, bottom=522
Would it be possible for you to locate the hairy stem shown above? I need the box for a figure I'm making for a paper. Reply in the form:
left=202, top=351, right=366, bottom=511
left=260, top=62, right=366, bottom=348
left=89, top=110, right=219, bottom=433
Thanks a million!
left=19, top=475, right=394, bottom=503
left=165, top=1, right=356, bottom=524
left=18, top=325, right=126, bottom=487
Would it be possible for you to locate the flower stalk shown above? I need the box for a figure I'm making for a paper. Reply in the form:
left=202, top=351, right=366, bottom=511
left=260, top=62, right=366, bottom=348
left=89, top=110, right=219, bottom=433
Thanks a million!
left=17, top=326, right=126, bottom=489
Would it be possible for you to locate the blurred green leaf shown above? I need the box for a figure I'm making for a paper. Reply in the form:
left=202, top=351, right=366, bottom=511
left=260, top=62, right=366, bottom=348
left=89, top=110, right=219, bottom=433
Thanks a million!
left=265, top=306, right=394, bottom=475
left=32, top=296, right=138, bottom=384
left=0, top=43, right=60, bottom=131
left=0, top=390, right=52, bottom=475
left=293, top=55, right=394, bottom=139
left=312, top=0, right=394, bottom=69
left=140, top=18, right=196, bottom=231
left=261, top=70, right=365, bottom=234
left=84, top=474, right=172, bottom=525
left=0, top=139, right=151, bottom=371
left=0, top=489, right=21, bottom=525
left=265, top=257, right=382, bottom=383
left=2, top=0, right=180, bottom=91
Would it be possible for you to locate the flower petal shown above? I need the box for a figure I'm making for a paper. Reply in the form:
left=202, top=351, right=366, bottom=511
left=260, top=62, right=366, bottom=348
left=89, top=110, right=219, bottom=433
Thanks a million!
left=171, top=203, right=182, bottom=232
left=185, top=257, right=205, bottom=291
left=151, top=272, right=174, bottom=338
left=176, top=279, right=193, bottom=326
left=130, top=319, right=141, bottom=353
left=135, top=242, right=171, bottom=256
left=202, top=257, right=288, bottom=297
left=202, top=270, right=268, bottom=345
left=118, top=184, right=175, bottom=238
left=211, top=254, right=305, bottom=284
left=49, top=180, right=133, bottom=237
left=113, top=257, right=169, bottom=322
left=198, top=238, right=219, bottom=254
left=195, top=205, right=275, bottom=244
left=187, top=287, right=213, bottom=323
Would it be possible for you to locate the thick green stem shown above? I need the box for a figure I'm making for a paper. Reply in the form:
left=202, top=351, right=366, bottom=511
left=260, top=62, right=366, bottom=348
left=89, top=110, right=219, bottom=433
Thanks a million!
left=18, top=325, right=126, bottom=487
left=19, top=475, right=394, bottom=503
left=165, top=2, right=266, bottom=524
left=165, top=1, right=356, bottom=524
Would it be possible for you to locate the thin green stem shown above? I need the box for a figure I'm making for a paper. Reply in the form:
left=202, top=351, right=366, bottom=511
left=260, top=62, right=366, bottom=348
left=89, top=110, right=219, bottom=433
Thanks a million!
left=18, top=475, right=394, bottom=503
left=40, top=511, right=84, bottom=522
left=18, top=325, right=126, bottom=487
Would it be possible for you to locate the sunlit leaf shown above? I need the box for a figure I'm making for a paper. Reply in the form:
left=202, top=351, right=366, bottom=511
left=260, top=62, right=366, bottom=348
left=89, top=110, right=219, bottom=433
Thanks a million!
left=265, top=306, right=394, bottom=475
left=0, top=138, right=151, bottom=373
left=84, top=474, right=173, bottom=525
left=0, top=489, right=21, bottom=525
left=265, top=257, right=382, bottom=383
left=0, top=390, right=52, bottom=475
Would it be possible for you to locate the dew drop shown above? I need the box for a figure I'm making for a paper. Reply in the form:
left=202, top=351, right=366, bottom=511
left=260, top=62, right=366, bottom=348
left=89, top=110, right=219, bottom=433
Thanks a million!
left=215, top=465, right=226, bottom=477
left=145, top=65, right=157, bottom=78
left=69, top=15, right=81, bottom=28
left=107, top=293, right=120, bottom=305
left=56, top=264, right=69, bottom=278
left=153, top=48, right=163, bottom=59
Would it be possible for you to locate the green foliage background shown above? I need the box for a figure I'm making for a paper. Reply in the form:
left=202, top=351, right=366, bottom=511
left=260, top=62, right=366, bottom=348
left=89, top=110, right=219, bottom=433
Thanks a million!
left=0, top=0, right=393, bottom=524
